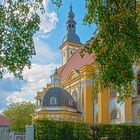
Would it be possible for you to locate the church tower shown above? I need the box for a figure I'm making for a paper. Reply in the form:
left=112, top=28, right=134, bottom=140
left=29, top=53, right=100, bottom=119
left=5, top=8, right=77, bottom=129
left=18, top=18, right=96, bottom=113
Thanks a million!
left=60, top=4, right=82, bottom=65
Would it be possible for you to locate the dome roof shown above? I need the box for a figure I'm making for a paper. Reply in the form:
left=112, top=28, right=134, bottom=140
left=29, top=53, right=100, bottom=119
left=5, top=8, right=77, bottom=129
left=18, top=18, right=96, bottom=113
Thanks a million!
left=62, top=33, right=82, bottom=44
left=41, top=87, right=76, bottom=109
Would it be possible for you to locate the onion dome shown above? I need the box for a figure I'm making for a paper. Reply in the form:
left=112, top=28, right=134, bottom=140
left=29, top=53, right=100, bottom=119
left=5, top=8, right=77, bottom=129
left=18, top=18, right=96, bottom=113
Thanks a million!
left=40, top=87, right=76, bottom=109
left=62, top=4, right=82, bottom=45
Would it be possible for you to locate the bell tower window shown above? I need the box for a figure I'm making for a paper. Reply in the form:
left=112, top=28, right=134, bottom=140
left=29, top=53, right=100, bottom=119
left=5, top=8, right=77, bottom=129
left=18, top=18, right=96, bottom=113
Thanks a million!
left=69, top=24, right=72, bottom=29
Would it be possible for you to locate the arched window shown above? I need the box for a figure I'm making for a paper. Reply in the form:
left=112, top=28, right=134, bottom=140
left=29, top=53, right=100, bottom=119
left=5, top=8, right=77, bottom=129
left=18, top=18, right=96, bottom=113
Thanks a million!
left=137, top=71, right=140, bottom=95
left=50, top=97, right=57, bottom=105
left=96, top=112, right=98, bottom=123
left=37, top=99, right=41, bottom=107
left=110, top=89, right=117, bottom=99
left=72, top=24, right=74, bottom=28
left=69, top=24, right=71, bottom=29
left=110, top=109, right=120, bottom=120
left=137, top=108, right=140, bottom=116
left=72, top=90, right=78, bottom=109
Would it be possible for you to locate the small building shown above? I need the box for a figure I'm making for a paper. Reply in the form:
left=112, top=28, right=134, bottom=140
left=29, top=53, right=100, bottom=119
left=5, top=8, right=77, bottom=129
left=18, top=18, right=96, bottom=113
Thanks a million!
left=33, top=69, right=81, bottom=121
left=0, top=115, right=10, bottom=140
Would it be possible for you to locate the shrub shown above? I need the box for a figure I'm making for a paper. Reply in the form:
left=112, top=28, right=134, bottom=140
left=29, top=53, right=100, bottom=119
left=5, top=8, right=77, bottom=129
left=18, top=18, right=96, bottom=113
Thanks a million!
left=92, top=124, right=140, bottom=140
left=34, top=119, right=92, bottom=140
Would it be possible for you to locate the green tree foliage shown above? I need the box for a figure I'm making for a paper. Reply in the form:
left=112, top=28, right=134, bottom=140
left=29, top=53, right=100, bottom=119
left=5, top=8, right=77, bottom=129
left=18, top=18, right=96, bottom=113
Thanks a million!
left=0, top=0, right=43, bottom=79
left=52, top=0, right=140, bottom=100
left=52, top=0, right=62, bottom=8
left=81, top=0, right=140, bottom=100
left=3, top=101, right=35, bottom=132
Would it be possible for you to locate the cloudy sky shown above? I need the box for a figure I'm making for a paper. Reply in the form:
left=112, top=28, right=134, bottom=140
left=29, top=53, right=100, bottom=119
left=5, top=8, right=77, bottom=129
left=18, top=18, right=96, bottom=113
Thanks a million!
left=0, top=0, right=96, bottom=112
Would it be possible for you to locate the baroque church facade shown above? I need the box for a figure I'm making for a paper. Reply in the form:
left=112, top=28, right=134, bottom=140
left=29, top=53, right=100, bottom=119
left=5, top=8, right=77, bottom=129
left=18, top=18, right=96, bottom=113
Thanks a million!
left=33, top=4, right=140, bottom=124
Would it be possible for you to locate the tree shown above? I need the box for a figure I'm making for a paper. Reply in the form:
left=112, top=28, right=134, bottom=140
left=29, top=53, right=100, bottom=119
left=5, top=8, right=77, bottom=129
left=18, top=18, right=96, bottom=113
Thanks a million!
left=3, top=101, right=35, bottom=132
left=82, top=0, right=140, bottom=100
left=0, top=0, right=44, bottom=79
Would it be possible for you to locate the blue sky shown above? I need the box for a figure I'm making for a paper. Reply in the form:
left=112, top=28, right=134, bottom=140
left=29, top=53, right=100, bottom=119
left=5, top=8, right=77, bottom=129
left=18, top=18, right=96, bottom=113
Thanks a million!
left=0, top=0, right=96, bottom=112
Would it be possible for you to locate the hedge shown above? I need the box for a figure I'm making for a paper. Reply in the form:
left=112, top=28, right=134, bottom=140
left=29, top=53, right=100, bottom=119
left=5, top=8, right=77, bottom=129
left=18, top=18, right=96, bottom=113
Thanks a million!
left=92, top=124, right=140, bottom=140
left=34, top=120, right=140, bottom=140
left=34, top=119, right=92, bottom=140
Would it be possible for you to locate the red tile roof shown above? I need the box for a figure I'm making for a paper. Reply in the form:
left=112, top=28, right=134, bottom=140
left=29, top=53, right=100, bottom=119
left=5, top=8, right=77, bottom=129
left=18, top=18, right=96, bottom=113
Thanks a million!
left=0, top=115, right=10, bottom=126
left=59, top=48, right=95, bottom=81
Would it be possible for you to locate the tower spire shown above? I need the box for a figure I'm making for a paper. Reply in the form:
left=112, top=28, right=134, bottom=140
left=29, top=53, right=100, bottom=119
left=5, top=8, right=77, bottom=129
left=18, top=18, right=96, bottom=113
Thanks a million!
left=60, top=2, right=82, bottom=65
left=61, top=2, right=82, bottom=46
left=66, top=2, right=75, bottom=34
left=70, top=0, right=72, bottom=10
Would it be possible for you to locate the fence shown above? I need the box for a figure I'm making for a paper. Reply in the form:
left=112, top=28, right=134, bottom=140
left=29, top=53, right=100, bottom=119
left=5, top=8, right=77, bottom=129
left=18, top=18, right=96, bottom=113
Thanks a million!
left=26, top=125, right=34, bottom=140
left=9, top=132, right=26, bottom=140
left=0, top=133, right=9, bottom=140
left=0, top=125, right=10, bottom=140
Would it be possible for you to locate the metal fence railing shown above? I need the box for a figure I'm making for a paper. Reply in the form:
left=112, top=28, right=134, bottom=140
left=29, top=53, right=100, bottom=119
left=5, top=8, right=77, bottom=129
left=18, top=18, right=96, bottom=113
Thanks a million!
left=0, top=133, right=9, bottom=140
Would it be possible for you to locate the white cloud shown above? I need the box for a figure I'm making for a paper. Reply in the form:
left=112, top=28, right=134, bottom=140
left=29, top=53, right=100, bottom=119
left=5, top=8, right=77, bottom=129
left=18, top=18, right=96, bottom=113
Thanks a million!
left=5, top=63, right=59, bottom=105
left=32, top=38, right=60, bottom=64
left=39, top=11, right=58, bottom=33
left=37, top=0, right=58, bottom=33
left=6, top=93, right=25, bottom=105
left=42, top=0, right=49, bottom=9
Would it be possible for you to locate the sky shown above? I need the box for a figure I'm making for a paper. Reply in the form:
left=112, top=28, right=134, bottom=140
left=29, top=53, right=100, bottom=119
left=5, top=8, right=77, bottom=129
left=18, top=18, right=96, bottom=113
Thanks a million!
left=0, top=0, right=96, bottom=113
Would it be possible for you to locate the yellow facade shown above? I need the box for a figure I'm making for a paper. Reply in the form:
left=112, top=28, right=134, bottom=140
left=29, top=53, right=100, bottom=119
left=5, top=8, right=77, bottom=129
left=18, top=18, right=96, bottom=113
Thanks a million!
left=60, top=42, right=81, bottom=65
left=33, top=3, right=140, bottom=124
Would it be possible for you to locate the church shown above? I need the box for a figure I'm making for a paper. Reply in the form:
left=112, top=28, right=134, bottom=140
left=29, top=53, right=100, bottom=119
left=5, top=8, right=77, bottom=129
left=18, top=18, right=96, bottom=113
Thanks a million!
left=32, top=4, right=140, bottom=124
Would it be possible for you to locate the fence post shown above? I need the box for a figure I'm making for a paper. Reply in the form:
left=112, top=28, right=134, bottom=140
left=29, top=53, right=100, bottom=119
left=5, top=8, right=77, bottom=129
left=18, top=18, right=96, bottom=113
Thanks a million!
left=26, top=125, right=34, bottom=140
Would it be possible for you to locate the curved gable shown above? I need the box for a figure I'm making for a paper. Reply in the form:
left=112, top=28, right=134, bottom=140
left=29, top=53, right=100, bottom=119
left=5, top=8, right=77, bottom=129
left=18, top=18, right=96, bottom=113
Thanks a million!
left=60, top=49, right=94, bottom=82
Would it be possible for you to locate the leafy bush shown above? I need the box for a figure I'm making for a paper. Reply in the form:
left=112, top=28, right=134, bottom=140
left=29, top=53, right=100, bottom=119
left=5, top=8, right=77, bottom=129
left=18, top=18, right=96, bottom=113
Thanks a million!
left=34, top=120, right=140, bottom=140
left=92, top=124, right=140, bottom=140
left=34, top=119, right=92, bottom=140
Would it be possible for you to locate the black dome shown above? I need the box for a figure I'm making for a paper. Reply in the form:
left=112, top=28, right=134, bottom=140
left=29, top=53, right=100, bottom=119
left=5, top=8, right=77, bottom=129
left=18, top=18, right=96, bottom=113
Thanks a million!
left=41, top=87, right=76, bottom=109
